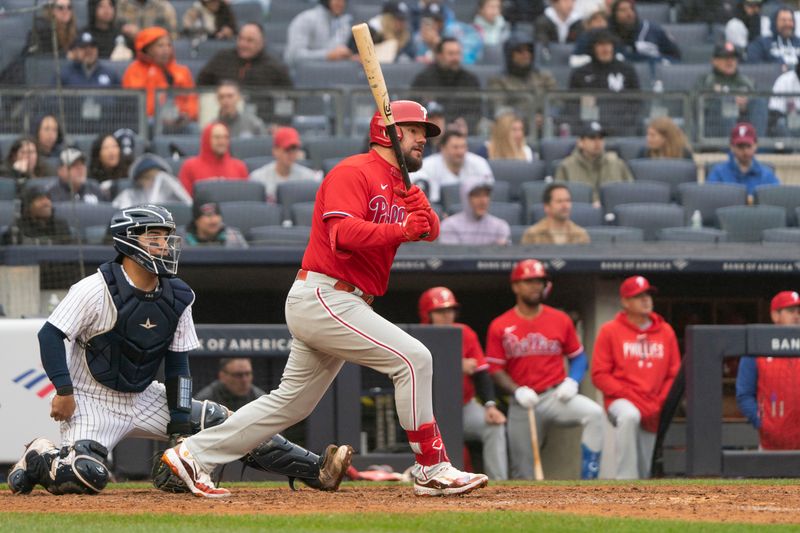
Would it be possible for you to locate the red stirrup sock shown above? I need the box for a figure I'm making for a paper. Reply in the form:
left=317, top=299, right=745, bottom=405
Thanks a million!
left=406, top=421, right=450, bottom=467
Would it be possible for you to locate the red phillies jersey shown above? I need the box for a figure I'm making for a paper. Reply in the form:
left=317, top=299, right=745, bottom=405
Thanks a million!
left=485, top=305, right=583, bottom=393
left=302, top=150, right=409, bottom=296
left=458, top=322, right=489, bottom=405
left=591, top=311, right=681, bottom=433
left=757, top=357, right=800, bottom=449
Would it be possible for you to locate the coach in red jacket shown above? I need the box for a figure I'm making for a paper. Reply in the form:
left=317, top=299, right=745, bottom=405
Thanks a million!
left=591, top=275, right=681, bottom=479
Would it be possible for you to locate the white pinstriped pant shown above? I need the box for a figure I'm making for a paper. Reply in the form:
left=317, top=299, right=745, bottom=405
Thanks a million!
left=60, top=381, right=170, bottom=451
left=185, top=271, right=435, bottom=472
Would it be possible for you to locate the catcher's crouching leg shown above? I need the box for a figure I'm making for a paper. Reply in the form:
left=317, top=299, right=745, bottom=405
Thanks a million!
left=242, top=435, right=354, bottom=492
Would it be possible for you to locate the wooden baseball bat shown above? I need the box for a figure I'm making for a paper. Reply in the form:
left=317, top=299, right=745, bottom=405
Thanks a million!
left=352, top=22, right=412, bottom=191
left=528, top=407, right=545, bottom=481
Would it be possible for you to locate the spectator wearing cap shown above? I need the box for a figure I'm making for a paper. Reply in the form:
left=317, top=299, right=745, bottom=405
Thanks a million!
left=568, top=28, right=641, bottom=136
left=422, top=101, right=447, bottom=156
left=412, top=4, right=446, bottom=62
left=411, top=130, right=494, bottom=203
left=249, top=127, right=318, bottom=204
left=706, top=122, right=778, bottom=202
left=438, top=176, right=510, bottom=245
left=488, top=34, right=557, bottom=136
left=59, top=32, right=121, bottom=87
left=178, top=122, right=249, bottom=197
left=82, top=0, right=130, bottom=59
left=474, top=0, right=511, bottom=46
left=607, top=0, right=680, bottom=63
left=48, top=148, right=107, bottom=203
left=112, top=153, right=190, bottom=208
left=122, top=27, right=198, bottom=122
left=2, top=188, right=74, bottom=245
left=215, top=81, right=268, bottom=139
left=182, top=201, right=248, bottom=248
left=555, top=121, right=633, bottom=206
left=345, top=2, right=416, bottom=63
left=521, top=183, right=590, bottom=245
left=117, top=0, right=178, bottom=41
left=591, top=275, right=681, bottom=479
left=725, top=0, right=767, bottom=50
left=746, top=7, right=800, bottom=67
left=737, top=290, right=800, bottom=450
left=181, top=0, right=237, bottom=41
left=284, top=0, right=353, bottom=66
left=768, top=56, right=800, bottom=137
left=195, top=358, right=267, bottom=412
left=113, top=128, right=137, bottom=172
left=409, top=0, right=456, bottom=34
left=535, top=0, right=584, bottom=45
left=694, top=42, right=766, bottom=138
left=89, top=133, right=129, bottom=186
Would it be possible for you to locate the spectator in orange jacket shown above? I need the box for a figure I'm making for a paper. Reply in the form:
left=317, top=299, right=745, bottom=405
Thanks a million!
left=122, top=26, right=197, bottom=123
left=591, top=275, right=681, bottom=479
left=179, top=121, right=248, bottom=197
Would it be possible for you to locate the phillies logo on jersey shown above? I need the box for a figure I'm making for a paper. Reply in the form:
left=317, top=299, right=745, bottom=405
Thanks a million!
left=502, top=331, right=562, bottom=358
left=368, top=195, right=406, bottom=224
left=623, top=335, right=665, bottom=368
left=12, top=368, right=55, bottom=399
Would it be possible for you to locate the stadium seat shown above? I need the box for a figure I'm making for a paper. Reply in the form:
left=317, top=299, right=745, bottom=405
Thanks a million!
left=755, top=185, right=800, bottom=226
left=276, top=179, right=320, bottom=222
left=292, top=115, right=331, bottom=137
left=231, top=0, right=265, bottom=25
left=762, top=227, right=800, bottom=243
left=510, top=225, right=528, bottom=245
left=151, top=136, right=200, bottom=158
left=655, top=63, right=709, bottom=92
left=305, top=137, right=364, bottom=169
left=243, top=156, right=274, bottom=174
left=293, top=61, right=365, bottom=88
left=627, top=158, right=697, bottom=200
left=381, top=63, right=426, bottom=90
left=678, top=183, right=747, bottom=227
left=658, top=226, right=728, bottom=243
left=268, top=2, right=310, bottom=23
left=0, top=200, right=15, bottom=228
left=0, top=177, right=14, bottom=201
left=527, top=202, right=603, bottom=227
left=291, top=201, right=315, bottom=227
left=613, top=203, right=685, bottom=241
left=157, top=202, right=192, bottom=227
left=52, top=202, right=117, bottom=235
left=661, top=23, right=715, bottom=47
left=263, top=22, right=290, bottom=45
left=218, top=201, right=281, bottom=233
left=468, top=64, right=504, bottom=88
left=716, top=205, right=786, bottom=242
left=520, top=181, right=594, bottom=215
left=479, top=44, right=504, bottom=66
left=738, top=64, right=784, bottom=91
left=193, top=179, right=267, bottom=204
left=584, top=226, right=645, bottom=243
left=488, top=160, right=547, bottom=201
left=600, top=180, right=671, bottom=215
left=607, top=137, right=647, bottom=161
left=247, top=225, right=311, bottom=245
left=536, top=43, right=572, bottom=66
left=352, top=4, right=381, bottom=22
left=489, top=201, right=523, bottom=225
left=539, top=137, right=576, bottom=165
left=196, top=39, right=235, bottom=60
left=321, top=157, right=344, bottom=175
left=230, top=137, right=271, bottom=159
left=22, top=177, right=58, bottom=193
left=637, top=2, right=671, bottom=23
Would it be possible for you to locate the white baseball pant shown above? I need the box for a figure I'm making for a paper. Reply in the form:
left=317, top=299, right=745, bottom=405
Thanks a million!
left=607, top=398, right=656, bottom=479
left=507, top=389, right=604, bottom=479
left=462, top=399, right=508, bottom=480
left=185, top=271, right=435, bottom=472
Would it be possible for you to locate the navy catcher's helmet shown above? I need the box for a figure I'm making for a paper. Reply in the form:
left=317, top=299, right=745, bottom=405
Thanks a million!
left=110, top=205, right=181, bottom=277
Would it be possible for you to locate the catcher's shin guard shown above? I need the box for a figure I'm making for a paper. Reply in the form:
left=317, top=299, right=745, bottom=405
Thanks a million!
left=48, top=440, right=110, bottom=495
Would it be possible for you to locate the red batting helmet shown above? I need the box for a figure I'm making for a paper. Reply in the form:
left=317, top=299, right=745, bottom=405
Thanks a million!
left=369, top=100, right=442, bottom=148
left=418, top=286, right=459, bottom=324
left=510, top=259, right=548, bottom=282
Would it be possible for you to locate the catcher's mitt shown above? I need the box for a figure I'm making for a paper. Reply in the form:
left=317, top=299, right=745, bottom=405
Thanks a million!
left=152, top=435, right=190, bottom=493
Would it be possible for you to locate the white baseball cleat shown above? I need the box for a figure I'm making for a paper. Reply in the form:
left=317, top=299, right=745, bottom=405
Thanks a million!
left=411, top=462, right=489, bottom=496
left=161, top=442, right=230, bottom=498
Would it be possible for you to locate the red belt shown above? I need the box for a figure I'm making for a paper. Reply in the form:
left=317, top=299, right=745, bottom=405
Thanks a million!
left=296, top=269, right=374, bottom=305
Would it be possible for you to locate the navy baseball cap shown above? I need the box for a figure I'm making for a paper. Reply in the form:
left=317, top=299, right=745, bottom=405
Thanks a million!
left=578, top=121, right=606, bottom=138
left=72, top=31, right=98, bottom=49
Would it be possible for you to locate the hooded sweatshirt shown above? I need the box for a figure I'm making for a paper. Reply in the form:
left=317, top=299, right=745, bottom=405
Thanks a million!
left=83, top=0, right=128, bottom=58
left=112, top=153, right=191, bottom=207
left=121, top=26, right=197, bottom=118
left=746, top=7, right=800, bottom=66
left=535, top=5, right=583, bottom=44
left=608, top=0, right=681, bottom=63
left=178, top=122, right=248, bottom=196
left=438, top=174, right=510, bottom=245
left=591, top=311, right=681, bottom=433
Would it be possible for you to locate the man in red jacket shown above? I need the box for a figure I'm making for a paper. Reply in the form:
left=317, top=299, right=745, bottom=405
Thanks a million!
left=591, top=275, right=681, bottom=479
left=178, top=121, right=249, bottom=197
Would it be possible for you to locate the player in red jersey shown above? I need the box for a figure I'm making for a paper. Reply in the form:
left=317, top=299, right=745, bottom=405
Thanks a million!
left=161, top=100, right=489, bottom=497
left=591, top=276, right=681, bottom=478
left=737, top=290, right=800, bottom=450
left=418, top=287, right=508, bottom=480
left=486, top=259, right=604, bottom=479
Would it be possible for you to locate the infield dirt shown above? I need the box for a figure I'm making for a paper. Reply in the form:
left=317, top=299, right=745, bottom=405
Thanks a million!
left=2, top=483, right=800, bottom=524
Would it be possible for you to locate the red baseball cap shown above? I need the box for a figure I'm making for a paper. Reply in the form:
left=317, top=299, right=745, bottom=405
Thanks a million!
left=620, top=275, right=657, bottom=298
left=273, top=127, right=301, bottom=150
left=730, top=122, right=757, bottom=145
left=771, top=291, right=800, bottom=311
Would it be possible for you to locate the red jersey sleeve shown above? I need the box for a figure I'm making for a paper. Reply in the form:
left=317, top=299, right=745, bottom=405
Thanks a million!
left=591, top=323, right=626, bottom=397
left=562, top=315, right=583, bottom=358
left=461, top=324, right=488, bottom=371
left=485, top=319, right=507, bottom=373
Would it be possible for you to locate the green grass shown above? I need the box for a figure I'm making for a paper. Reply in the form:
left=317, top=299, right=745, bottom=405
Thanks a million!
left=1, top=511, right=796, bottom=533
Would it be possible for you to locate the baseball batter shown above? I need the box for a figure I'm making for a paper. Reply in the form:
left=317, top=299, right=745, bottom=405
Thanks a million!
left=418, top=287, right=508, bottom=480
left=8, top=205, right=351, bottom=496
left=162, top=100, right=489, bottom=497
left=486, top=259, right=604, bottom=480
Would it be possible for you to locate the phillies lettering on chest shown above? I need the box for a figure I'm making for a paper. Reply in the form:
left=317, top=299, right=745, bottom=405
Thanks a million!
left=502, top=331, right=562, bottom=357
left=368, top=194, right=406, bottom=224
left=622, top=339, right=665, bottom=360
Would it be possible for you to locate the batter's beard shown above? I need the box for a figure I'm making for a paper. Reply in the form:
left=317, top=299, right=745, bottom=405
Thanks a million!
left=403, top=146, right=424, bottom=172
left=520, top=294, right=543, bottom=307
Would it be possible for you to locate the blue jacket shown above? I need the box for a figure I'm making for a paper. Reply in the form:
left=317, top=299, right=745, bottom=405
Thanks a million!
left=608, top=0, right=681, bottom=63
left=58, top=60, right=120, bottom=88
left=745, top=7, right=800, bottom=66
left=736, top=356, right=760, bottom=428
left=706, top=152, right=779, bottom=196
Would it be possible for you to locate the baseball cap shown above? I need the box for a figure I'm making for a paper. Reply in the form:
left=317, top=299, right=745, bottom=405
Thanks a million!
left=114, top=128, right=136, bottom=157
left=578, top=121, right=606, bottom=138
left=72, top=31, right=98, bottom=49
left=730, top=122, right=757, bottom=145
left=713, top=41, right=739, bottom=59
left=420, top=3, right=444, bottom=22
left=382, top=1, right=409, bottom=19
left=193, top=201, right=221, bottom=220
left=273, top=127, right=302, bottom=150
left=59, top=147, right=85, bottom=167
left=426, top=100, right=445, bottom=117
left=771, top=291, right=800, bottom=311
left=619, top=275, right=657, bottom=298
left=131, top=155, right=168, bottom=180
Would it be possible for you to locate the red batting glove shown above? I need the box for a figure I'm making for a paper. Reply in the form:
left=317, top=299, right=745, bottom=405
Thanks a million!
left=394, top=185, right=431, bottom=213
left=401, top=210, right=431, bottom=241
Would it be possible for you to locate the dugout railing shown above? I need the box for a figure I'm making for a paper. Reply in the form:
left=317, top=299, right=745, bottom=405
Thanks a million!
left=685, top=324, right=800, bottom=477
